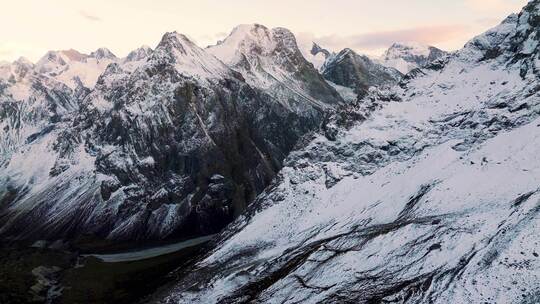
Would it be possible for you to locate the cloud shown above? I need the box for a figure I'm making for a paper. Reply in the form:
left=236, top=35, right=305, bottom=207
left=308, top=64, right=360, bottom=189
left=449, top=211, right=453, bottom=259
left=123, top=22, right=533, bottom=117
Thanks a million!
left=297, top=25, right=469, bottom=54
left=79, top=10, right=102, bottom=22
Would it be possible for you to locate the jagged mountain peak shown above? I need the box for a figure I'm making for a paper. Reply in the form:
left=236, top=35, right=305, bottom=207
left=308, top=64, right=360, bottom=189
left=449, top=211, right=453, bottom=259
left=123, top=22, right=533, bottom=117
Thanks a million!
left=310, top=42, right=331, bottom=58
left=37, top=49, right=88, bottom=67
left=208, top=24, right=276, bottom=64
left=13, top=57, right=34, bottom=76
left=157, top=31, right=198, bottom=51
left=60, top=49, right=88, bottom=61
left=209, top=24, right=319, bottom=71
left=229, top=23, right=271, bottom=38
left=13, top=56, right=34, bottom=68
left=321, top=47, right=403, bottom=98
left=151, top=31, right=235, bottom=82
left=89, top=47, right=117, bottom=60
left=386, top=42, right=432, bottom=55
left=125, top=45, right=153, bottom=62
left=33, top=47, right=118, bottom=89
left=208, top=24, right=343, bottom=110
left=208, top=24, right=305, bottom=66
left=0, top=57, right=35, bottom=81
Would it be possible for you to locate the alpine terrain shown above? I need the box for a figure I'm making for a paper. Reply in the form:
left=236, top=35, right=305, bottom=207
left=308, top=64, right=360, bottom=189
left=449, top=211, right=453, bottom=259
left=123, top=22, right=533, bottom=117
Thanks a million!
left=0, top=26, right=343, bottom=243
left=0, top=1, right=539, bottom=303
left=154, top=1, right=540, bottom=303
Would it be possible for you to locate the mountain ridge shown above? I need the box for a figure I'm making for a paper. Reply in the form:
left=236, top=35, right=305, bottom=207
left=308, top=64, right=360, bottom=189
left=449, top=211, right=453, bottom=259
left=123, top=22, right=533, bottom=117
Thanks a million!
left=0, top=28, right=343, bottom=243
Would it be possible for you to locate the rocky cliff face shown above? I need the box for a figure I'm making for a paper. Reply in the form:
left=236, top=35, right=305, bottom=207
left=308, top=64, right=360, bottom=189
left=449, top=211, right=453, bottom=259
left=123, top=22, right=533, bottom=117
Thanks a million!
left=321, top=48, right=403, bottom=100
left=0, top=29, right=343, bottom=242
left=155, top=2, right=540, bottom=303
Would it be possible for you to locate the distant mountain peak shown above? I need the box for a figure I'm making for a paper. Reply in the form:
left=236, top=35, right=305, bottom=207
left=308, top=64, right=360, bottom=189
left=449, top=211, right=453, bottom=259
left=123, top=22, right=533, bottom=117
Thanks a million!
left=125, top=45, right=153, bottom=62
left=90, top=47, right=117, bottom=60
left=208, top=24, right=276, bottom=65
left=152, top=31, right=234, bottom=81
left=380, top=42, right=447, bottom=74
left=154, top=31, right=206, bottom=59
left=208, top=23, right=343, bottom=110
left=60, top=49, right=88, bottom=62
left=8, top=57, right=35, bottom=80
left=158, top=32, right=196, bottom=50
left=310, top=42, right=331, bottom=58
left=208, top=24, right=308, bottom=68
left=13, top=56, right=34, bottom=67
left=321, top=47, right=402, bottom=98
left=230, top=23, right=269, bottom=35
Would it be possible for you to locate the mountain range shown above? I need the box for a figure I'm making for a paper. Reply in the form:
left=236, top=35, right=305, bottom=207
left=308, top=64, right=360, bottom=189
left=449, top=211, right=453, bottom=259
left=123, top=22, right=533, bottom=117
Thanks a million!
left=1, top=0, right=539, bottom=303
left=0, top=22, right=440, bottom=243
left=154, top=1, right=540, bottom=303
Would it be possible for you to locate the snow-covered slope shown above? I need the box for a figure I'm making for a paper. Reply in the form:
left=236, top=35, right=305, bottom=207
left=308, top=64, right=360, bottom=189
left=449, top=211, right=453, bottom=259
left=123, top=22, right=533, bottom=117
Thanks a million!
left=380, top=42, right=448, bottom=74
left=156, top=1, right=540, bottom=303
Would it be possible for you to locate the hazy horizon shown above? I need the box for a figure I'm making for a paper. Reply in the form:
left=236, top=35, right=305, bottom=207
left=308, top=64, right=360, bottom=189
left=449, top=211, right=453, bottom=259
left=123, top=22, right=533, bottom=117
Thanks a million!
left=0, top=0, right=529, bottom=62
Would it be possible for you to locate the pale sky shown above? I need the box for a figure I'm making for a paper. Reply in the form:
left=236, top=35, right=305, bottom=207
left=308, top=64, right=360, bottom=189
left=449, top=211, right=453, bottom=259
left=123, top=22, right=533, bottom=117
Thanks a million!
left=0, top=0, right=530, bottom=62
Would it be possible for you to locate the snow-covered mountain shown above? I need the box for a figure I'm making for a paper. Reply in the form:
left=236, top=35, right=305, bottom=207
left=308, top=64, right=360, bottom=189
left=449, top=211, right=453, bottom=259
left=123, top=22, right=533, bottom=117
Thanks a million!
left=154, top=1, right=540, bottom=303
left=0, top=28, right=344, bottom=242
left=380, top=42, right=448, bottom=74
left=33, top=46, right=153, bottom=90
left=0, top=57, right=82, bottom=166
left=35, top=48, right=117, bottom=89
left=208, top=24, right=343, bottom=113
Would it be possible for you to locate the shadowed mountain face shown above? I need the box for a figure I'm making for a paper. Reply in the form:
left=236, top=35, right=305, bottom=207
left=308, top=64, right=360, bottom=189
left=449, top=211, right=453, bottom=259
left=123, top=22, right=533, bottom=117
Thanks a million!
left=321, top=48, right=403, bottom=99
left=0, top=29, right=344, bottom=243
left=152, top=2, right=540, bottom=303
